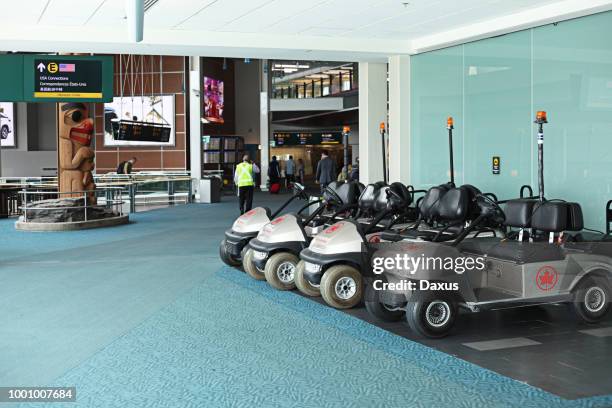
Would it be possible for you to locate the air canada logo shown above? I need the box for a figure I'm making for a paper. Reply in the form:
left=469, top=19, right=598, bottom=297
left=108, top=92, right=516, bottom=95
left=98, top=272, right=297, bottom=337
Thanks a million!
left=368, top=234, right=381, bottom=243
left=325, top=223, right=343, bottom=234
left=271, top=216, right=286, bottom=225
left=536, top=265, right=559, bottom=291
left=245, top=209, right=257, bottom=217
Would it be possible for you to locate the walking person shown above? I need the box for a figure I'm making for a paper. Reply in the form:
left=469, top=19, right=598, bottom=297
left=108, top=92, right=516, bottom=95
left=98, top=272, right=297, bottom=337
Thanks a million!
left=268, top=156, right=281, bottom=194
left=315, top=150, right=336, bottom=193
left=234, top=154, right=260, bottom=214
left=285, top=155, right=295, bottom=188
left=297, top=158, right=305, bottom=184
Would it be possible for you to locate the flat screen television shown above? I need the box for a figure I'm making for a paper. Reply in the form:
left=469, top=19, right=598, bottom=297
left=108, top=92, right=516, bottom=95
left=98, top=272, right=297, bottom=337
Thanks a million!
left=104, top=95, right=175, bottom=146
left=0, top=102, right=16, bottom=147
left=203, top=76, right=225, bottom=124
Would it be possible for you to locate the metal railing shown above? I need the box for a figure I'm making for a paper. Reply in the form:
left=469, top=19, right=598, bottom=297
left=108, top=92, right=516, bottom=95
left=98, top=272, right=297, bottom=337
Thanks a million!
left=20, top=187, right=125, bottom=223
left=1, top=172, right=194, bottom=216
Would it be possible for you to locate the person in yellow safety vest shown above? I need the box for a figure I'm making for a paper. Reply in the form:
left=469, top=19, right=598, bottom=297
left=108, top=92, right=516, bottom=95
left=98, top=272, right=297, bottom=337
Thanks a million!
left=234, top=154, right=260, bottom=214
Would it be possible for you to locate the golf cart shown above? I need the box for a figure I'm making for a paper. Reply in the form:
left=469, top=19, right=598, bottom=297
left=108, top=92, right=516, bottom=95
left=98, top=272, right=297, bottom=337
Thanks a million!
left=219, top=182, right=309, bottom=267
left=243, top=180, right=364, bottom=285
left=369, top=111, right=612, bottom=338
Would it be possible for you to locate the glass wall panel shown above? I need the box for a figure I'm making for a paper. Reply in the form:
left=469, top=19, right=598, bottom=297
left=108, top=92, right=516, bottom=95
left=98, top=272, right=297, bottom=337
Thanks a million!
left=410, top=46, right=463, bottom=188
left=464, top=30, right=532, bottom=200
left=533, top=12, right=612, bottom=229
left=410, top=10, right=612, bottom=229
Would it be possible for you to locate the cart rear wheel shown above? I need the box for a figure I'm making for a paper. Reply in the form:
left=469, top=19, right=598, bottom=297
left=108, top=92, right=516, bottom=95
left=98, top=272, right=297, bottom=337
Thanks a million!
left=365, top=283, right=404, bottom=322
left=572, top=277, right=611, bottom=323
left=264, top=252, right=298, bottom=290
left=406, top=291, right=457, bottom=338
left=320, top=265, right=362, bottom=309
left=243, top=248, right=265, bottom=280
left=219, top=239, right=241, bottom=267
left=295, top=261, right=320, bottom=297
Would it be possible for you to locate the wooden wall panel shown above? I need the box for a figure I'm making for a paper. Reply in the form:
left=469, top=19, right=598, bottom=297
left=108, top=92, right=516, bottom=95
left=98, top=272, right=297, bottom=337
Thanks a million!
left=94, top=55, right=187, bottom=173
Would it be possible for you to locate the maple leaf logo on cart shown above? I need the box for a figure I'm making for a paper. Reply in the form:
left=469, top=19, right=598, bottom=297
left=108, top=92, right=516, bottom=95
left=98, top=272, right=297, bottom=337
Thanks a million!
left=536, top=266, right=559, bottom=291
left=271, top=216, right=286, bottom=225
left=245, top=210, right=257, bottom=217
left=324, top=223, right=343, bottom=234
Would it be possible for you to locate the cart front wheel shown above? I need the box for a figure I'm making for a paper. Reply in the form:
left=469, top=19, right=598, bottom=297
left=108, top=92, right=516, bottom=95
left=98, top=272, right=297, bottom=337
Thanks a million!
left=264, top=252, right=298, bottom=290
left=320, top=265, right=362, bottom=309
left=295, top=261, right=320, bottom=297
left=243, top=248, right=265, bottom=280
left=365, top=283, right=404, bottom=322
left=219, top=239, right=241, bottom=267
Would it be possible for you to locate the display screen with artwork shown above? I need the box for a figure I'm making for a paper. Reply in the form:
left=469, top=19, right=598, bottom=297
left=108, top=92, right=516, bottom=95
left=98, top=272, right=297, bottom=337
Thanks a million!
left=0, top=102, right=15, bottom=147
left=104, top=95, right=175, bottom=146
left=203, top=76, right=224, bottom=124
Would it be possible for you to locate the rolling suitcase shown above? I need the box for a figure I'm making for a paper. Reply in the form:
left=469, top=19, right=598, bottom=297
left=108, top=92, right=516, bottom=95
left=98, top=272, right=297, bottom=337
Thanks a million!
left=270, top=183, right=281, bottom=194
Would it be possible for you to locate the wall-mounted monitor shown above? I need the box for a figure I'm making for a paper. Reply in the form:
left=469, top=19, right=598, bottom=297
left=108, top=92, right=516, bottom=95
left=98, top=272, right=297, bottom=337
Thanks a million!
left=104, top=95, right=175, bottom=146
left=0, top=102, right=16, bottom=147
left=202, top=76, right=225, bottom=124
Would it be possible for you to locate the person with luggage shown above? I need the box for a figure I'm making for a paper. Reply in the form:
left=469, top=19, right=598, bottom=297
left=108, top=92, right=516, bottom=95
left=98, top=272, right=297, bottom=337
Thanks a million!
left=285, top=155, right=295, bottom=188
left=297, top=158, right=305, bottom=184
left=268, top=156, right=281, bottom=194
left=234, top=154, right=260, bottom=214
left=315, top=150, right=336, bottom=193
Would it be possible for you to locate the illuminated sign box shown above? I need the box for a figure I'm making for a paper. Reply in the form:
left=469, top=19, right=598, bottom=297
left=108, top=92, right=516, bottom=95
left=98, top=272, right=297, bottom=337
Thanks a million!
left=273, top=131, right=343, bottom=146
left=0, top=54, right=113, bottom=102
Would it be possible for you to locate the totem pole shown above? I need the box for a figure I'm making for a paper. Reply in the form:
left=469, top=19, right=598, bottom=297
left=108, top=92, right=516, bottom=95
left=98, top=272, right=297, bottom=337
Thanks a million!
left=57, top=102, right=96, bottom=204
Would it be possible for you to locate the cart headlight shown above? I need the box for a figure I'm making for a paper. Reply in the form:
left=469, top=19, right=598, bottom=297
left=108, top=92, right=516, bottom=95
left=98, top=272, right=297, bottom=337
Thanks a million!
left=253, top=251, right=268, bottom=260
left=305, top=262, right=322, bottom=273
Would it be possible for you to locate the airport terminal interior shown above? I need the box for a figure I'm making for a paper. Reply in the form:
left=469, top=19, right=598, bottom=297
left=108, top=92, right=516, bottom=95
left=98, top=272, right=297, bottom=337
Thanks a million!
left=1, top=1, right=612, bottom=407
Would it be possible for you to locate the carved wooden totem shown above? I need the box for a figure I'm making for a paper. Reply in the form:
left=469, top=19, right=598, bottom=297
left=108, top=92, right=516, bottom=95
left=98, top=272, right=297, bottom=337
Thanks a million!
left=57, top=103, right=96, bottom=204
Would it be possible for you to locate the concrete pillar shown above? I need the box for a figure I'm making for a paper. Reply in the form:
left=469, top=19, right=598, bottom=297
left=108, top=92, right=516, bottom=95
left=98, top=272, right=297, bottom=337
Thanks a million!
left=358, top=62, right=387, bottom=185
left=388, top=55, right=411, bottom=184
left=259, top=60, right=269, bottom=190
left=188, top=57, right=202, bottom=197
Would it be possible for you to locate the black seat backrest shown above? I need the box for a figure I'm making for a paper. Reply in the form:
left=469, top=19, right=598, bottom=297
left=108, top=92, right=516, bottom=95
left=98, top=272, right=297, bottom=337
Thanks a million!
left=531, top=201, right=568, bottom=232
left=335, top=181, right=360, bottom=205
left=419, top=184, right=450, bottom=221
left=358, top=182, right=385, bottom=213
left=323, top=181, right=343, bottom=203
left=504, top=199, right=536, bottom=228
left=387, top=182, right=413, bottom=211
left=459, top=184, right=482, bottom=220
left=437, top=187, right=469, bottom=223
left=373, top=185, right=390, bottom=213
left=566, top=202, right=584, bottom=231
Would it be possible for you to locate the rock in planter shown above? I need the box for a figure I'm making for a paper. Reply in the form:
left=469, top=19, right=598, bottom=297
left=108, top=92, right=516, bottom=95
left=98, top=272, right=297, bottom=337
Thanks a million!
left=23, top=198, right=118, bottom=223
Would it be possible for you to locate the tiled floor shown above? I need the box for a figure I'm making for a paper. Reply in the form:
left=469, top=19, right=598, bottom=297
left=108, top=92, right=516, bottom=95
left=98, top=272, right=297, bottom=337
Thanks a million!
left=336, top=299, right=612, bottom=399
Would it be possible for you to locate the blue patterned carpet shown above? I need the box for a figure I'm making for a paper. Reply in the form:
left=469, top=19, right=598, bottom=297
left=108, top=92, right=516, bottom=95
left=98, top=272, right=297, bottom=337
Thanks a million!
left=1, top=197, right=611, bottom=408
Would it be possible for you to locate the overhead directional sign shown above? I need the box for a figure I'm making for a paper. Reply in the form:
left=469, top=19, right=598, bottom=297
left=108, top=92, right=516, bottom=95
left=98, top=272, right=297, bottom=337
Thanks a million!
left=0, top=54, right=113, bottom=102
left=30, top=57, right=108, bottom=100
left=273, top=131, right=343, bottom=146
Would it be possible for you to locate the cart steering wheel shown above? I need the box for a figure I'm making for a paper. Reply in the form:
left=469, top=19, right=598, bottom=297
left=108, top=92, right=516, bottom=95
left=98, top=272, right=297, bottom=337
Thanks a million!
left=293, top=182, right=308, bottom=199
left=386, top=187, right=408, bottom=205
left=476, top=194, right=505, bottom=224
left=324, top=185, right=344, bottom=206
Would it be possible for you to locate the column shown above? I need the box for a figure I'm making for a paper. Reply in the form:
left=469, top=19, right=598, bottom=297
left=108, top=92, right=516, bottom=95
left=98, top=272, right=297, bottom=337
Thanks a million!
left=259, top=60, right=269, bottom=190
left=188, top=56, right=202, bottom=197
left=388, top=55, right=411, bottom=184
left=358, top=62, right=387, bottom=185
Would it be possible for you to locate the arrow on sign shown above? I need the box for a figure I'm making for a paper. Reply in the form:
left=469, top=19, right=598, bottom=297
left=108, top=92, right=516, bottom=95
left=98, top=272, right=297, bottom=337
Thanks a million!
left=37, top=63, right=46, bottom=72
